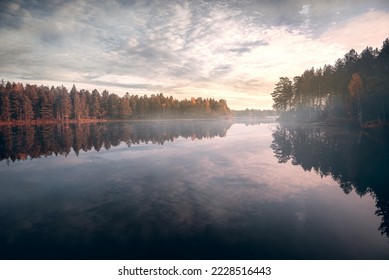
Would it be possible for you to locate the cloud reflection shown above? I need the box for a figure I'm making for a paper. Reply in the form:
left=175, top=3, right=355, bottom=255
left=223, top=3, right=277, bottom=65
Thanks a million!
left=0, top=122, right=388, bottom=259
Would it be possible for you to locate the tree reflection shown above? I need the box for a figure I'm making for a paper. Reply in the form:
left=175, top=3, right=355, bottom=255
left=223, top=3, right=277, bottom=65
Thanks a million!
left=0, top=121, right=232, bottom=163
left=271, top=124, right=389, bottom=238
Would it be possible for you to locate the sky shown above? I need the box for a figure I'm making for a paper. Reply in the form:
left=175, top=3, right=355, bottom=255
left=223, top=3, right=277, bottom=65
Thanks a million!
left=1, top=0, right=389, bottom=110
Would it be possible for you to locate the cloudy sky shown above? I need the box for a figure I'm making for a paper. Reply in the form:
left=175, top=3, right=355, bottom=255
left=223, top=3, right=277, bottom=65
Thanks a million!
left=1, top=0, right=389, bottom=109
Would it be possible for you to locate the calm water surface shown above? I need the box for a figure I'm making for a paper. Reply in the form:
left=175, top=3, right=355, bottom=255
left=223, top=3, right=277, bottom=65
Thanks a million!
left=0, top=120, right=388, bottom=259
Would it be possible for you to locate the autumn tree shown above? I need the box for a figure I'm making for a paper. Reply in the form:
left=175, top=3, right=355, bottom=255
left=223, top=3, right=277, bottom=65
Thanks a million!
left=0, top=80, right=233, bottom=122
left=70, top=84, right=81, bottom=120
left=90, top=89, right=102, bottom=119
left=348, top=73, right=364, bottom=125
left=0, top=81, right=11, bottom=121
left=38, top=86, right=54, bottom=120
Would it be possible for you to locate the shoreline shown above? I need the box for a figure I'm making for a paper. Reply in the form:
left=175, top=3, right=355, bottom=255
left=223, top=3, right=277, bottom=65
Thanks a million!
left=0, top=117, right=234, bottom=127
left=0, top=119, right=122, bottom=127
left=2, top=117, right=388, bottom=128
left=277, top=119, right=389, bottom=129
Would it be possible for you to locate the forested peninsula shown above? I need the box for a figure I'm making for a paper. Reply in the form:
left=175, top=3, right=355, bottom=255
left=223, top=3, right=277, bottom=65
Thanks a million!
left=0, top=82, right=232, bottom=125
left=271, top=38, right=389, bottom=127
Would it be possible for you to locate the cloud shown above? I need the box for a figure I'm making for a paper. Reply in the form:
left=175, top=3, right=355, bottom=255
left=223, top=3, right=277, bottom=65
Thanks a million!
left=228, top=40, right=269, bottom=54
left=0, top=0, right=388, bottom=110
left=320, top=10, right=389, bottom=52
left=229, top=47, right=251, bottom=54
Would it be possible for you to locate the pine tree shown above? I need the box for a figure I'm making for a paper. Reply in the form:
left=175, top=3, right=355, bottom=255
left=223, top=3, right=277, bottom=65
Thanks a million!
left=0, top=83, right=11, bottom=121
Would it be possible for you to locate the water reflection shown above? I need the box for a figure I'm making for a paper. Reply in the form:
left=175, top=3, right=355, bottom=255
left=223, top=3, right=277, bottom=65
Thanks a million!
left=270, top=124, right=389, bottom=238
left=1, top=122, right=388, bottom=259
left=0, top=120, right=232, bottom=162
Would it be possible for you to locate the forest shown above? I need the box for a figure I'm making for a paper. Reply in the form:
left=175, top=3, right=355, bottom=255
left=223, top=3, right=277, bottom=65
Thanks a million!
left=271, top=38, right=389, bottom=127
left=0, top=81, right=232, bottom=124
left=232, top=108, right=277, bottom=118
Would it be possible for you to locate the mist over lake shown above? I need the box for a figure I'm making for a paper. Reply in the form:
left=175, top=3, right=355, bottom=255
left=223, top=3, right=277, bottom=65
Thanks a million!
left=1, top=120, right=388, bottom=259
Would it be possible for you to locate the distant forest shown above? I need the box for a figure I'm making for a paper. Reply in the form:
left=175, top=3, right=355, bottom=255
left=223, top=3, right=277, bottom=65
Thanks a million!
left=271, top=38, right=389, bottom=126
left=232, top=108, right=277, bottom=118
left=0, top=81, right=232, bottom=123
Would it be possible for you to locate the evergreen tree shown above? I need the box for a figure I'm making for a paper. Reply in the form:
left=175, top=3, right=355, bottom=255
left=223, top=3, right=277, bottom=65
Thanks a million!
left=271, top=77, right=293, bottom=111
left=0, top=83, right=11, bottom=121
left=270, top=37, right=389, bottom=126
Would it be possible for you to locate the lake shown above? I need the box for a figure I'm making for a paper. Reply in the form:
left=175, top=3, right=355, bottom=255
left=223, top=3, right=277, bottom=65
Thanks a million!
left=0, top=120, right=389, bottom=259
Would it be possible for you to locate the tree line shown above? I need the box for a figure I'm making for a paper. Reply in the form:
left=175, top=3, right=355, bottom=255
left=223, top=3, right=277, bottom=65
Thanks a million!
left=0, top=81, right=232, bottom=123
left=271, top=38, right=389, bottom=126
left=232, top=108, right=277, bottom=118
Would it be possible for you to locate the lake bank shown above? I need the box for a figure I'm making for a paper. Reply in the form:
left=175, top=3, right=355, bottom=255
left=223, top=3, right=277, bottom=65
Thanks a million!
left=277, top=115, right=389, bottom=129
left=0, top=117, right=235, bottom=127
